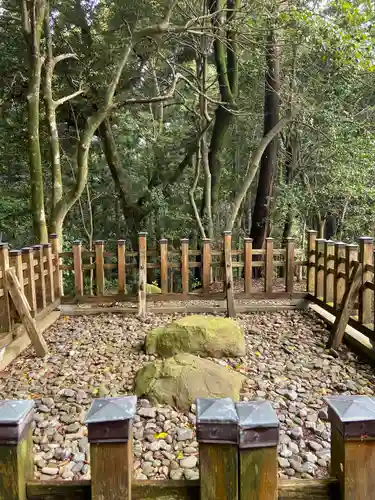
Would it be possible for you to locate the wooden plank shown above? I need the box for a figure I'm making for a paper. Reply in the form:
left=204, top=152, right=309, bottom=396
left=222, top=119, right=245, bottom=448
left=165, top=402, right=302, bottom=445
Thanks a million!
left=265, top=238, right=274, bottom=293
left=244, top=238, right=253, bottom=294
left=181, top=239, right=189, bottom=295
left=10, top=250, right=24, bottom=292
left=315, top=239, right=325, bottom=300
left=34, top=245, right=47, bottom=310
left=323, top=240, right=334, bottom=304
left=202, top=239, right=211, bottom=293
left=44, top=243, right=55, bottom=304
left=240, top=447, right=277, bottom=500
left=278, top=478, right=339, bottom=499
left=223, top=231, right=236, bottom=318
left=73, top=241, right=84, bottom=296
left=160, top=239, right=168, bottom=294
left=138, top=233, right=147, bottom=317
left=6, top=268, right=48, bottom=357
left=49, top=234, right=62, bottom=297
left=285, top=237, right=295, bottom=293
left=91, top=442, right=132, bottom=500
left=117, top=240, right=126, bottom=294
left=22, top=248, right=37, bottom=318
left=95, top=241, right=105, bottom=296
left=327, top=262, right=362, bottom=350
left=0, top=244, right=12, bottom=333
left=334, top=242, right=346, bottom=309
left=27, top=481, right=91, bottom=500
left=307, top=230, right=317, bottom=293
left=359, top=237, right=373, bottom=325
left=199, top=443, right=238, bottom=500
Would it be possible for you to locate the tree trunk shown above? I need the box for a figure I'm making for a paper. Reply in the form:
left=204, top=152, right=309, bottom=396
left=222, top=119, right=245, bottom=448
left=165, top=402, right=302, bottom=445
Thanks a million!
left=282, top=128, right=299, bottom=243
left=251, top=29, right=280, bottom=249
left=23, top=0, right=48, bottom=243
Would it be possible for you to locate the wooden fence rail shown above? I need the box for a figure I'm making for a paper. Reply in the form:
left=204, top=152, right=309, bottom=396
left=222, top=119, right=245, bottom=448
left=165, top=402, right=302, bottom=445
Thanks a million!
left=306, top=230, right=375, bottom=349
left=2, top=393, right=375, bottom=500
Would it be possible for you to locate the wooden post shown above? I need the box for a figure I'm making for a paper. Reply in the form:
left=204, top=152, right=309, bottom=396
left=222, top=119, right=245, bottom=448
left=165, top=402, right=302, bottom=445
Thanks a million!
left=327, top=395, right=375, bottom=499
left=236, top=401, right=279, bottom=500
left=9, top=250, right=23, bottom=326
left=334, top=242, right=346, bottom=309
left=33, top=245, right=46, bottom=310
left=21, top=248, right=37, bottom=319
left=346, top=244, right=358, bottom=291
left=359, top=237, right=373, bottom=326
left=49, top=234, right=62, bottom=297
left=0, top=400, right=34, bottom=500
left=285, top=237, right=295, bottom=293
left=223, top=231, right=236, bottom=318
left=202, top=239, right=211, bottom=294
left=85, top=396, right=136, bottom=500
left=324, top=240, right=335, bottom=304
left=95, top=241, right=105, bottom=296
left=138, top=232, right=147, bottom=317
left=315, top=239, right=325, bottom=300
left=307, top=230, right=317, bottom=293
left=72, top=241, right=84, bottom=297
left=159, top=239, right=168, bottom=294
left=117, top=240, right=126, bottom=294
left=43, top=243, right=55, bottom=304
left=244, top=238, right=253, bottom=294
left=181, top=239, right=189, bottom=295
left=196, top=397, right=239, bottom=500
left=0, top=244, right=12, bottom=333
left=264, top=238, right=274, bottom=294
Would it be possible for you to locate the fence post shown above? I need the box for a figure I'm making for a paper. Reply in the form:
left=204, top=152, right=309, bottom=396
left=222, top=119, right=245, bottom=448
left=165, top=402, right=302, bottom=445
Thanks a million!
left=9, top=250, right=22, bottom=327
left=85, top=396, right=136, bottom=500
left=21, top=248, right=37, bottom=318
left=196, top=397, right=239, bottom=500
left=264, top=238, right=274, bottom=294
left=307, top=230, right=317, bottom=293
left=117, top=240, right=126, bottom=294
left=334, top=242, right=346, bottom=309
left=244, top=238, right=253, bottom=295
left=72, top=241, right=83, bottom=297
left=359, top=237, right=373, bottom=326
left=138, top=232, right=147, bottom=317
left=49, top=234, right=62, bottom=298
left=315, top=238, right=325, bottom=299
left=202, top=239, right=211, bottom=294
left=0, top=244, right=12, bottom=333
left=327, top=395, right=375, bottom=499
left=285, top=237, right=295, bottom=293
left=223, top=231, right=236, bottom=318
left=0, top=400, right=34, bottom=500
left=33, top=245, right=46, bottom=310
left=95, top=241, right=105, bottom=296
left=159, top=239, right=168, bottom=294
left=324, top=240, right=335, bottom=304
left=180, top=239, right=189, bottom=295
left=236, top=401, right=279, bottom=500
left=345, top=244, right=358, bottom=291
left=43, top=244, right=55, bottom=304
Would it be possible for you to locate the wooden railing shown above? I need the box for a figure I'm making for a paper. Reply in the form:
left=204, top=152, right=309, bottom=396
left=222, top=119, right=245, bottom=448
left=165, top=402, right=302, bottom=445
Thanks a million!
left=0, top=235, right=61, bottom=343
left=59, top=232, right=305, bottom=308
left=2, top=393, right=375, bottom=500
left=306, top=230, right=375, bottom=347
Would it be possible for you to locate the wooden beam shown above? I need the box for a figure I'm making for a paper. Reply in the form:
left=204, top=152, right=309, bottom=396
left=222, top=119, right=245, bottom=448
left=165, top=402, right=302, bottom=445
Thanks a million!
left=244, top=238, right=253, bottom=294
left=323, top=240, right=334, bottom=304
left=180, top=239, right=189, bottom=295
left=138, top=233, right=147, bottom=317
left=359, top=237, right=373, bottom=325
left=327, top=262, right=362, bottom=350
left=73, top=241, right=84, bottom=297
left=33, top=245, right=47, bottom=310
left=306, top=230, right=317, bottom=293
left=49, top=234, right=62, bottom=298
left=43, top=244, right=55, bottom=304
left=264, top=238, right=274, bottom=293
left=6, top=268, right=48, bottom=357
left=95, top=241, right=105, bottom=296
left=202, top=239, right=211, bottom=294
left=117, top=240, right=126, bottom=294
left=0, top=244, right=12, bottom=333
left=160, top=239, right=168, bottom=294
left=223, top=231, right=236, bottom=318
left=285, top=237, right=295, bottom=293
left=22, top=247, right=37, bottom=318
left=315, top=239, right=325, bottom=300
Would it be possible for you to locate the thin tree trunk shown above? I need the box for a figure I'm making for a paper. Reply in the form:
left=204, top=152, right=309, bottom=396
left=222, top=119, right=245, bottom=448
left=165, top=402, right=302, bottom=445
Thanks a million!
left=251, top=29, right=280, bottom=249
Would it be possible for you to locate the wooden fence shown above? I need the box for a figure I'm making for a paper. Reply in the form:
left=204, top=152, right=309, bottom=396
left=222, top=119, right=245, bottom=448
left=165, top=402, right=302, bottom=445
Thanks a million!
left=59, top=232, right=304, bottom=306
left=306, top=230, right=375, bottom=349
left=2, top=393, right=375, bottom=500
left=0, top=235, right=61, bottom=345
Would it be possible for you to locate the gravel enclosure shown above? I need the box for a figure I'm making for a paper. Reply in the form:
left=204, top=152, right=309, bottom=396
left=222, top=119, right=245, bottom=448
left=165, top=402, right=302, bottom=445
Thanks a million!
left=1, top=307, right=375, bottom=482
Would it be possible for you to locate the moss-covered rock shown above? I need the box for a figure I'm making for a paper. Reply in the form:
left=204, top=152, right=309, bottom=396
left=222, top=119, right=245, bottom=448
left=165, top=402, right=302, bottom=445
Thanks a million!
left=145, top=315, right=245, bottom=358
left=146, top=283, right=161, bottom=294
left=135, top=353, right=245, bottom=410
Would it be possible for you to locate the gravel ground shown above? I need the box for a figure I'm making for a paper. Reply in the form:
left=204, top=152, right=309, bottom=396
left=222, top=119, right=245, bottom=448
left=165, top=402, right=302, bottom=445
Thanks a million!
left=1, top=309, right=374, bottom=482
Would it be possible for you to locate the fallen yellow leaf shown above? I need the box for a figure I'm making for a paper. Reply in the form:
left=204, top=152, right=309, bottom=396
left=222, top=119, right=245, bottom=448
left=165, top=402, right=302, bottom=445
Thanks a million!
left=154, top=432, right=168, bottom=439
left=176, top=451, right=184, bottom=460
